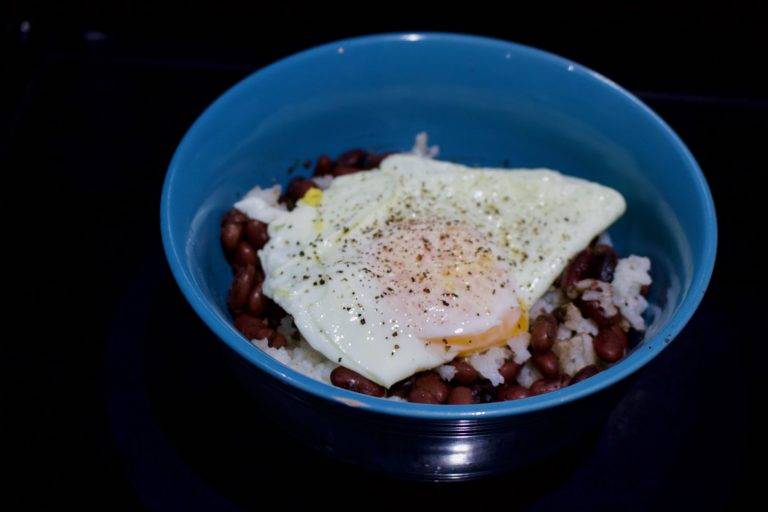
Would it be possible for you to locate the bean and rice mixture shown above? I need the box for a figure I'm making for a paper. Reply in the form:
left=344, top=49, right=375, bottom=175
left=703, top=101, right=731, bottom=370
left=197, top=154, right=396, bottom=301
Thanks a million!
left=221, top=147, right=652, bottom=405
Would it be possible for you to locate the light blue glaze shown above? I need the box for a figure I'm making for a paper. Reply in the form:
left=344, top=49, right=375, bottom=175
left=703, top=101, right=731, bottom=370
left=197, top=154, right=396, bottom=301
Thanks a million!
left=161, top=33, right=717, bottom=420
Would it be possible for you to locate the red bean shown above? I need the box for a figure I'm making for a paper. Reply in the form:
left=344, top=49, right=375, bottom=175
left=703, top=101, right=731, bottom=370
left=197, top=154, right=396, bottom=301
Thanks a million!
left=388, top=376, right=415, bottom=399
left=313, top=155, right=334, bottom=176
left=470, top=380, right=496, bottom=403
left=263, top=299, right=286, bottom=328
left=578, top=299, right=617, bottom=328
left=447, top=386, right=476, bottom=404
left=560, top=249, right=593, bottom=297
left=362, top=152, right=390, bottom=170
left=331, top=166, right=362, bottom=177
left=499, top=360, right=521, bottom=382
left=414, top=372, right=450, bottom=404
left=532, top=351, right=560, bottom=379
left=233, top=314, right=271, bottom=340
left=561, top=245, right=618, bottom=297
left=640, top=284, right=650, bottom=297
left=228, top=264, right=256, bottom=312
left=268, top=331, right=288, bottom=349
left=247, top=282, right=266, bottom=315
left=530, top=378, right=564, bottom=395
left=222, top=208, right=248, bottom=226
left=283, top=178, right=316, bottom=205
left=590, top=244, right=618, bottom=282
left=594, top=324, right=627, bottom=363
left=336, top=149, right=367, bottom=168
left=330, top=367, right=386, bottom=397
left=530, top=313, right=557, bottom=352
left=450, top=361, right=479, bottom=385
left=234, top=240, right=258, bottom=267
left=569, top=365, right=599, bottom=385
left=497, top=384, right=531, bottom=401
left=407, top=387, right=440, bottom=404
left=553, top=304, right=569, bottom=323
left=221, top=222, right=243, bottom=253
left=245, top=220, right=269, bottom=249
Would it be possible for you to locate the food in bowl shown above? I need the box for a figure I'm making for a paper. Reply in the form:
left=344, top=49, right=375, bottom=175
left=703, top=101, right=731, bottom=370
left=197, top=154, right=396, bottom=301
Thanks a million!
left=220, top=135, right=653, bottom=405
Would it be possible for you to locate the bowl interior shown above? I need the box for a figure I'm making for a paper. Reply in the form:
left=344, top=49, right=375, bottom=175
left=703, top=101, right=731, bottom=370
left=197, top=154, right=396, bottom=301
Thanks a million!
left=162, top=34, right=716, bottom=418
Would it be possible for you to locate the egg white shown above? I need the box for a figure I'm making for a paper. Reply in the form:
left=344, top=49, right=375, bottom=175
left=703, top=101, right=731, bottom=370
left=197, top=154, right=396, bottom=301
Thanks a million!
left=259, top=155, right=625, bottom=387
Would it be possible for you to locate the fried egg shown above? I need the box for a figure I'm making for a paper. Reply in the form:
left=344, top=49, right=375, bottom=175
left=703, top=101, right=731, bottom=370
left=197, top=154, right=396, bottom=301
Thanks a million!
left=258, top=155, right=625, bottom=387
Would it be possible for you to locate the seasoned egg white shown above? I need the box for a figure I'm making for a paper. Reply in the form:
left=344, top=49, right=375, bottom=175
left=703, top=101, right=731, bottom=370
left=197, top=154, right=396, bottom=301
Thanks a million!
left=259, top=155, right=626, bottom=387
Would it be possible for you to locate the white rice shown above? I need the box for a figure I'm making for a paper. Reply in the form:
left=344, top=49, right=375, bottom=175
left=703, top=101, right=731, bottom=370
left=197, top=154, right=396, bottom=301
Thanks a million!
left=556, top=324, right=574, bottom=341
left=612, top=255, right=652, bottom=331
left=467, top=346, right=512, bottom=386
left=312, top=174, right=334, bottom=190
left=577, top=279, right=619, bottom=317
left=436, top=365, right=457, bottom=382
left=516, top=361, right=543, bottom=388
left=528, top=288, right=565, bottom=319
left=553, top=333, right=598, bottom=376
left=252, top=336, right=337, bottom=384
left=562, top=303, right=599, bottom=336
left=410, top=131, right=440, bottom=158
left=596, top=232, right=613, bottom=246
left=506, top=332, right=532, bottom=364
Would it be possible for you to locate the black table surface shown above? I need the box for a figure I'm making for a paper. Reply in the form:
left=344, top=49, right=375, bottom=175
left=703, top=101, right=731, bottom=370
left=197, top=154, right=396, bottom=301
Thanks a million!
left=5, top=6, right=764, bottom=510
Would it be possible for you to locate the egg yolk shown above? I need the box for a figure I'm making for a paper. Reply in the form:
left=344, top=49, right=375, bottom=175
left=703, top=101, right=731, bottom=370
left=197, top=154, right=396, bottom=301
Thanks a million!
left=299, top=187, right=323, bottom=207
left=429, top=307, right=528, bottom=356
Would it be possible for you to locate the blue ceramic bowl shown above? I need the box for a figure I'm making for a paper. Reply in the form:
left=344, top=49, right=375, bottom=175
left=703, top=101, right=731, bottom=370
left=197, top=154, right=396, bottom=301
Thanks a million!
left=161, top=33, right=716, bottom=480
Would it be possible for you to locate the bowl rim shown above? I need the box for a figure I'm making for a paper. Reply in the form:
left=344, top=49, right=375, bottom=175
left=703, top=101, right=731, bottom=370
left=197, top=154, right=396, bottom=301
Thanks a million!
left=160, top=32, right=717, bottom=420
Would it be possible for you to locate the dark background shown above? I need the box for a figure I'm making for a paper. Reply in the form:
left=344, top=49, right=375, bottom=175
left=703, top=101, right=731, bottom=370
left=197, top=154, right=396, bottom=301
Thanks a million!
left=4, top=3, right=764, bottom=510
